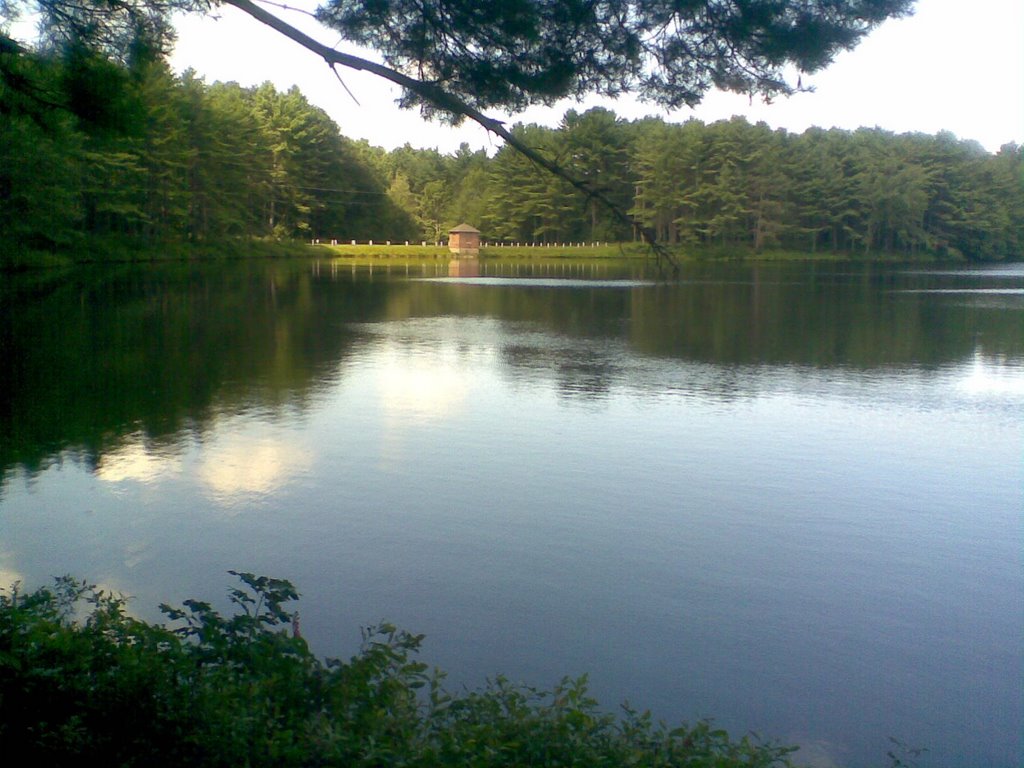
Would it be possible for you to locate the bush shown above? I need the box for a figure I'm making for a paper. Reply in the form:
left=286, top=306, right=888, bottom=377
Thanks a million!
left=0, top=573, right=796, bottom=767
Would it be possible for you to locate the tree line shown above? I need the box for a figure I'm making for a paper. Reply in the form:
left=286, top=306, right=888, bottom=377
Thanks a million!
left=400, top=109, right=1022, bottom=261
left=625, top=114, right=1023, bottom=260
left=2, top=43, right=1021, bottom=261
left=0, top=44, right=419, bottom=255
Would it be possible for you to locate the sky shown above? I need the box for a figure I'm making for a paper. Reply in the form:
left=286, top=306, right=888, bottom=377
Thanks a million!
left=162, top=0, right=1019, bottom=155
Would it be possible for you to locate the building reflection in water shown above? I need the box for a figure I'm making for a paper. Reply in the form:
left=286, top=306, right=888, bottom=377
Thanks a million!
left=448, top=258, right=481, bottom=277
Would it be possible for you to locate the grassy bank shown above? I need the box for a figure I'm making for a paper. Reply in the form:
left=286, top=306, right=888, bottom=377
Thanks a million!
left=0, top=573, right=797, bottom=768
left=316, top=241, right=954, bottom=263
left=1, top=237, right=320, bottom=271
left=4, top=237, right=961, bottom=272
left=317, top=242, right=652, bottom=259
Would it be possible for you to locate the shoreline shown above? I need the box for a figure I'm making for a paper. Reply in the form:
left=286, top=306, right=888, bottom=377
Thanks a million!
left=4, top=237, right=1007, bottom=272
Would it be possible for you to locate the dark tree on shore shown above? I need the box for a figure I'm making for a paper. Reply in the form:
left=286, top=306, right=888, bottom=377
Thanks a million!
left=4, top=1, right=917, bottom=106
left=314, top=0, right=915, bottom=116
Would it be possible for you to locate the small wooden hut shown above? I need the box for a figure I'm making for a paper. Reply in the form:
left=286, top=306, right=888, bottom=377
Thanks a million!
left=448, top=223, right=481, bottom=257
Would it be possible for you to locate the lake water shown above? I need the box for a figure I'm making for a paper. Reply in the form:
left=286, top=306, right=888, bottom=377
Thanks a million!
left=1, top=258, right=1021, bottom=767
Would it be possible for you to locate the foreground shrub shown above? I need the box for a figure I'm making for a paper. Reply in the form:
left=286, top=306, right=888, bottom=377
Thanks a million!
left=0, top=573, right=795, bottom=767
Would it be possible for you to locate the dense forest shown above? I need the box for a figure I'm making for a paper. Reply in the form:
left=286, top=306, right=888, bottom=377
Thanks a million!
left=0, top=44, right=418, bottom=256
left=2, top=41, right=1022, bottom=263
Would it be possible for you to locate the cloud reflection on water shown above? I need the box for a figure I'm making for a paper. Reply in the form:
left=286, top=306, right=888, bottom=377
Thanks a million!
left=198, top=432, right=313, bottom=511
left=95, top=437, right=183, bottom=484
left=0, top=556, right=24, bottom=591
left=376, top=347, right=472, bottom=426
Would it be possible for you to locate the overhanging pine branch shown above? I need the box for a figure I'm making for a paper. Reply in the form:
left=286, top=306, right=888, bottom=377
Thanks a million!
left=221, top=0, right=679, bottom=274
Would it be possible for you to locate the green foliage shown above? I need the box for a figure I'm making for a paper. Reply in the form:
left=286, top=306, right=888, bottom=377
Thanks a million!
left=315, top=0, right=912, bottom=116
left=320, top=243, right=450, bottom=258
left=0, top=573, right=797, bottom=767
left=341, top=110, right=1019, bottom=262
left=465, top=113, right=1020, bottom=261
left=0, top=45, right=417, bottom=261
left=3, top=19, right=1020, bottom=266
left=0, top=576, right=196, bottom=766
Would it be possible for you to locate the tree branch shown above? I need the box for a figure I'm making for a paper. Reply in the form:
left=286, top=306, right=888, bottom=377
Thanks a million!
left=222, top=0, right=679, bottom=274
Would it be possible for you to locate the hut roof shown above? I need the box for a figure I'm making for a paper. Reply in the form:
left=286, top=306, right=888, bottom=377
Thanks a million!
left=449, top=223, right=480, bottom=234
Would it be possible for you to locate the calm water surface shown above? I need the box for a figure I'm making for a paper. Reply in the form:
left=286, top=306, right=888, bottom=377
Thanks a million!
left=1, top=259, right=1021, bottom=767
